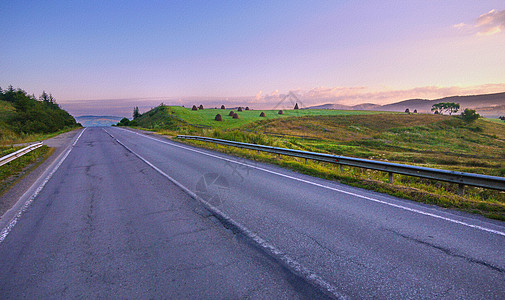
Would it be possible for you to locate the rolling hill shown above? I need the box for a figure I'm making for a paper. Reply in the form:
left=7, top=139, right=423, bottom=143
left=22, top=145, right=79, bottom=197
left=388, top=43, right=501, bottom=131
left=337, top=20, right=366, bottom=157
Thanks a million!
left=308, top=92, right=505, bottom=117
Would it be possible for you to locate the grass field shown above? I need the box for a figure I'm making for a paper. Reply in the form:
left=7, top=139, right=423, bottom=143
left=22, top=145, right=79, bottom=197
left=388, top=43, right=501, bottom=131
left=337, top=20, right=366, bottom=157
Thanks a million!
left=127, top=105, right=505, bottom=219
left=168, top=106, right=387, bottom=129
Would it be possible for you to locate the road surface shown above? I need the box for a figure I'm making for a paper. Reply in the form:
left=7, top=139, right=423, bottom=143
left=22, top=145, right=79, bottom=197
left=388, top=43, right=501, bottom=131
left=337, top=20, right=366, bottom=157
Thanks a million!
left=1, top=127, right=504, bottom=298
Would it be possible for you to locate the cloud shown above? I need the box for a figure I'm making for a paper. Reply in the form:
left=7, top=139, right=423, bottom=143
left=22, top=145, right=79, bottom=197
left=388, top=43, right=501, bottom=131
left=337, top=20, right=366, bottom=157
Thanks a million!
left=454, top=9, right=505, bottom=36
left=256, top=83, right=505, bottom=108
left=255, top=90, right=262, bottom=100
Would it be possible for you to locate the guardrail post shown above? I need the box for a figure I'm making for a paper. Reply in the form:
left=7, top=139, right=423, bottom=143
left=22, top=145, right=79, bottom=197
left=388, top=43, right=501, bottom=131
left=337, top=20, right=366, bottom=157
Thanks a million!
left=305, top=158, right=307, bottom=164
left=389, top=172, right=394, bottom=183
left=458, top=184, right=465, bottom=196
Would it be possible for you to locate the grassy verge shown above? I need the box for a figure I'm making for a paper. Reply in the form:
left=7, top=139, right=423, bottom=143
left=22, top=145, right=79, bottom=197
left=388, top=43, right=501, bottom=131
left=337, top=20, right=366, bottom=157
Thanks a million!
left=0, top=126, right=80, bottom=147
left=0, top=146, right=52, bottom=197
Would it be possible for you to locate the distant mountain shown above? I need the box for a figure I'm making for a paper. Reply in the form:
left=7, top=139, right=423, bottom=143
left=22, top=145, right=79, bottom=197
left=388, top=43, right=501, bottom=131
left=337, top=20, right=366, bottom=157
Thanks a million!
left=307, top=92, right=505, bottom=118
left=307, top=103, right=382, bottom=110
left=76, top=115, right=123, bottom=127
left=307, top=103, right=352, bottom=110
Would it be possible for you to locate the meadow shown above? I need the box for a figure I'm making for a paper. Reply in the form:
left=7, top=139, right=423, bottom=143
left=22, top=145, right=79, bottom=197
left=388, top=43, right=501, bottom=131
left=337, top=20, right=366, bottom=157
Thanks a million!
left=168, top=106, right=386, bottom=129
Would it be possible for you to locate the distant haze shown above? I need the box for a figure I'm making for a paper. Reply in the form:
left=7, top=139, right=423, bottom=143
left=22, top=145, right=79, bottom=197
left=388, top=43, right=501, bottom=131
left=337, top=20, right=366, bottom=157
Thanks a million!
left=60, top=85, right=505, bottom=118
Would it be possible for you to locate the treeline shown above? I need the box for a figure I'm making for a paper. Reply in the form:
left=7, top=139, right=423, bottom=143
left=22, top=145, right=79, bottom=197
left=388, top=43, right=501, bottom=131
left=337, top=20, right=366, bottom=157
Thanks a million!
left=0, top=85, right=79, bottom=134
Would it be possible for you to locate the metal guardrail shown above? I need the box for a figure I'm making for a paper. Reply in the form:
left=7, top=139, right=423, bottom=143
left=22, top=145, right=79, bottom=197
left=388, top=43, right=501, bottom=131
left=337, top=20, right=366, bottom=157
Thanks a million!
left=0, top=143, right=44, bottom=167
left=177, top=135, right=505, bottom=193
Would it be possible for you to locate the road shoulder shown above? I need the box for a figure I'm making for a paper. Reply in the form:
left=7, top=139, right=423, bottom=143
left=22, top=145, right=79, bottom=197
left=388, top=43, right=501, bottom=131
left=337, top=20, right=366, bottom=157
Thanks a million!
left=0, top=129, right=81, bottom=219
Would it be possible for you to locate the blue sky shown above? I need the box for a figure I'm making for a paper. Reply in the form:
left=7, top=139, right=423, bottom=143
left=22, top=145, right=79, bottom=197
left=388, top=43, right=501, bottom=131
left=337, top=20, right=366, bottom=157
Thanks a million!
left=1, top=1, right=504, bottom=116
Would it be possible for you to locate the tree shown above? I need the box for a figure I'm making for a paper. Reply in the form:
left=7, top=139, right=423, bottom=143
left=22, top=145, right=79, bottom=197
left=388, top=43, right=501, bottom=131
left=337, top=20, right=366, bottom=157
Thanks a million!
left=445, top=102, right=460, bottom=115
left=431, top=102, right=460, bottom=115
left=40, top=91, right=49, bottom=102
left=405, top=108, right=410, bottom=113
left=118, top=117, right=130, bottom=126
left=133, top=107, right=140, bottom=119
left=460, top=109, right=480, bottom=123
left=294, top=103, right=299, bottom=109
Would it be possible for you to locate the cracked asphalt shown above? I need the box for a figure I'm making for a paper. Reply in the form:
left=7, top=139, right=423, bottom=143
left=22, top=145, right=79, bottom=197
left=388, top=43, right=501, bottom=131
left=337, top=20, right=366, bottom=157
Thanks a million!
left=0, top=128, right=327, bottom=299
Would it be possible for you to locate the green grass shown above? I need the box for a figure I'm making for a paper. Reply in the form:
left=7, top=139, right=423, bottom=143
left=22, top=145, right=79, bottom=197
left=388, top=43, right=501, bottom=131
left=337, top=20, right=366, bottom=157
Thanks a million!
left=0, top=127, right=79, bottom=146
left=168, top=106, right=387, bottom=129
left=0, top=146, right=50, bottom=196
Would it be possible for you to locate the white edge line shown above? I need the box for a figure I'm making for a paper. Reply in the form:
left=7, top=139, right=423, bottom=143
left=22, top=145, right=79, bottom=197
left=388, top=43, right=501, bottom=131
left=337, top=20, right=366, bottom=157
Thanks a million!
left=116, top=127, right=505, bottom=238
left=0, top=128, right=87, bottom=244
left=105, top=128, right=347, bottom=299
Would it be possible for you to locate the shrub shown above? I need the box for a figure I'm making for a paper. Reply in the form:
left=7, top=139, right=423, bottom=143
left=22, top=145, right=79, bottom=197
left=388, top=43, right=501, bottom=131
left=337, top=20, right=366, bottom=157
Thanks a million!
left=232, top=113, right=239, bottom=119
left=192, top=105, right=198, bottom=111
left=214, top=114, right=222, bottom=121
left=238, top=107, right=243, bottom=112
left=460, top=108, right=480, bottom=123
left=245, top=107, right=250, bottom=110
left=118, top=117, right=130, bottom=126
left=260, top=112, right=265, bottom=117
left=228, top=110, right=235, bottom=116
left=199, top=104, right=204, bottom=110
left=278, top=110, right=283, bottom=115
left=221, top=105, right=225, bottom=109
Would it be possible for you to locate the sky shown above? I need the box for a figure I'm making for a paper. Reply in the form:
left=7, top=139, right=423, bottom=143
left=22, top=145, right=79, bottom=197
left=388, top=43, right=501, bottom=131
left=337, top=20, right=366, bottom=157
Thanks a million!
left=1, top=1, right=504, bottom=116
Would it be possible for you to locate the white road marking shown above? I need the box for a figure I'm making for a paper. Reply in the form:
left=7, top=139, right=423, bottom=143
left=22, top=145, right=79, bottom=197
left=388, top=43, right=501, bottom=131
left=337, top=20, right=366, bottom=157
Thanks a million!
left=105, top=128, right=347, bottom=299
left=116, top=127, right=505, bottom=237
left=0, top=128, right=87, bottom=244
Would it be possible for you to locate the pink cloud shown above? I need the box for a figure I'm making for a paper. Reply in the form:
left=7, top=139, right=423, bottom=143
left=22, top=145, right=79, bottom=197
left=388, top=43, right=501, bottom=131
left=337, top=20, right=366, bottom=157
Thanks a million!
left=454, top=9, right=505, bottom=36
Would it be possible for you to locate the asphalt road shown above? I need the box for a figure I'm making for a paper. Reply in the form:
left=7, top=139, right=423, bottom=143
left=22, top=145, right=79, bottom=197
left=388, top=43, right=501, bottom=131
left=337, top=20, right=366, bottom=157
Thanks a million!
left=1, top=126, right=504, bottom=298
left=0, top=128, right=327, bottom=299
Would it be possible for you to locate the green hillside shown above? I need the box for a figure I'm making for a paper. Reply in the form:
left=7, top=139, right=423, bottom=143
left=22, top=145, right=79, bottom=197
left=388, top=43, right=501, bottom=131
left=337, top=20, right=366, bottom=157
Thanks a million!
left=0, top=87, right=80, bottom=145
left=122, top=105, right=386, bottom=130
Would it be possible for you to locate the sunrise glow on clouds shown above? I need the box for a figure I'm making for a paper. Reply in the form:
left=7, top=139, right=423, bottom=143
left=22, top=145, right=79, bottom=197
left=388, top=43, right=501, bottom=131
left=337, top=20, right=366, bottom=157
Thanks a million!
left=454, top=9, right=505, bottom=36
left=1, top=1, right=504, bottom=117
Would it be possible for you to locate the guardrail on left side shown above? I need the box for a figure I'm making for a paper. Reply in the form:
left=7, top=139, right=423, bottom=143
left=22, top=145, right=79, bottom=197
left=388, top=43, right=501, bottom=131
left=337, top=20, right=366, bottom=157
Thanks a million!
left=0, top=143, right=44, bottom=167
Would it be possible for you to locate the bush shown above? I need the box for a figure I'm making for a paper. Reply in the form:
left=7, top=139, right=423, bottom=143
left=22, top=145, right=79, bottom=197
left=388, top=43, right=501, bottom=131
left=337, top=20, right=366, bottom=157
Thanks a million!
left=460, top=109, right=480, bottom=123
left=118, top=117, right=130, bottom=126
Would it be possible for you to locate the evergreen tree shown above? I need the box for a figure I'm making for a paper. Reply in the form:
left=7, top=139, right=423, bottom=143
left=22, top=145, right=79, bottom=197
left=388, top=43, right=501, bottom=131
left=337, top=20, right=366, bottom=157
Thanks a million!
left=133, top=106, right=140, bottom=119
